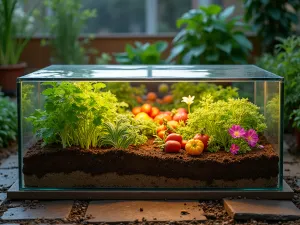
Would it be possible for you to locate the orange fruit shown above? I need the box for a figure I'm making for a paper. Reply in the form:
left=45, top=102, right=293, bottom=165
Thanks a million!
left=141, top=103, right=152, bottom=115
left=132, top=106, right=141, bottom=115
left=135, top=112, right=152, bottom=121
left=163, top=95, right=173, bottom=104
left=147, top=92, right=157, bottom=101
left=150, top=107, right=160, bottom=118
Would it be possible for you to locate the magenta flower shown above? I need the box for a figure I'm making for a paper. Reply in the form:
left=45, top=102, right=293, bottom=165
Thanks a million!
left=230, top=144, right=239, bottom=155
left=228, top=125, right=246, bottom=138
left=244, top=129, right=259, bottom=147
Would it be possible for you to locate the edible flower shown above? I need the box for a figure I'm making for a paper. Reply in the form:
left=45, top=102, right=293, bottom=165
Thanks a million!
left=244, top=129, right=259, bottom=147
left=228, top=125, right=246, bottom=138
left=230, top=144, right=239, bottom=155
left=181, top=95, right=195, bottom=114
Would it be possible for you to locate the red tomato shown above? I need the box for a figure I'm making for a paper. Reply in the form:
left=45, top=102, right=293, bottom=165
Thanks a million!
left=177, top=108, right=188, bottom=114
left=173, top=112, right=188, bottom=123
left=158, top=130, right=166, bottom=139
left=163, top=95, right=173, bottom=104
left=165, top=140, right=181, bottom=153
left=181, top=140, right=188, bottom=150
left=167, top=120, right=179, bottom=131
left=154, top=114, right=172, bottom=125
left=150, top=107, right=160, bottom=118
left=132, top=106, right=141, bottom=115
left=141, top=103, right=152, bottom=115
left=157, top=125, right=167, bottom=133
left=165, top=133, right=182, bottom=144
left=194, top=134, right=210, bottom=150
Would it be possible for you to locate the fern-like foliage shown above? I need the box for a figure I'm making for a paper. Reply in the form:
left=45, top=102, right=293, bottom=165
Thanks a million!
left=100, top=120, right=135, bottom=149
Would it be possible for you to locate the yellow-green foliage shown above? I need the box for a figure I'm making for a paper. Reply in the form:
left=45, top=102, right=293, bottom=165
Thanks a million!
left=266, top=94, right=280, bottom=134
left=178, top=96, right=267, bottom=152
left=114, top=114, right=157, bottom=146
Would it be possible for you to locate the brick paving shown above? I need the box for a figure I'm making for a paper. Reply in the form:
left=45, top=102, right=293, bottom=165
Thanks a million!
left=0, top=134, right=300, bottom=224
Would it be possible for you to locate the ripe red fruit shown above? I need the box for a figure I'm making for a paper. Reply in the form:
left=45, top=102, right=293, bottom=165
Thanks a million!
left=165, top=133, right=182, bottom=144
left=154, top=113, right=172, bottom=125
left=165, top=140, right=181, bottom=153
left=150, top=107, right=160, bottom=118
left=181, top=140, right=188, bottom=150
left=177, top=108, right=188, bottom=114
left=194, top=134, right=210, bottom=150
left=158, top=130, right=166, bottom=139
left=141, top=103, right=152, bottom=115
left=173, top=112, right=188, bottom=122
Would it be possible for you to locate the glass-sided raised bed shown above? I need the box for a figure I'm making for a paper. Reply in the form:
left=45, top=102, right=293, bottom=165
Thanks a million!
left=17, top=65, right=283, bottom=191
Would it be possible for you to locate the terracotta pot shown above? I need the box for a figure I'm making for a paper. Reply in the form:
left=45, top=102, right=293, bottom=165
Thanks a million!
left=0, top=62, right=27, bottom=95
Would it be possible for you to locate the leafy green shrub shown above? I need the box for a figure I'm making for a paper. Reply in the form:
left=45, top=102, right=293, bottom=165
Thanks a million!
left=257, top=36, right=300, bottom=128
left=170, top=82, right=239, bottom=109
left=244, top=0, right=300, bottom=52
left=28, top=82, right=127, bottom=149
left=0, top=92, right=17, bottom=147
left=168, top=4, right=252, bottom=64
left=42, top=0, right=97, bottom=64
left=115, top=41, right=168, bottom=65
left=178, top=96, right=266, bottom=152
left=266, top=94, right=280, bottom=134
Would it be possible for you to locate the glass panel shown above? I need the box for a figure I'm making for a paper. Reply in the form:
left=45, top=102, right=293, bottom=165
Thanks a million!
left=18, top=68, right=283, bottom=191
left=19, top=65, right=283, bottom=80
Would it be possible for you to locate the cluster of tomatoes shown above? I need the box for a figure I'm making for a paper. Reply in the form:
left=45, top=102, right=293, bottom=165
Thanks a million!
left=164, top=133, right=210, bottom=156
left=136, top=92, right=173, bottom=105
left=132, top=104, right=188, bottom=140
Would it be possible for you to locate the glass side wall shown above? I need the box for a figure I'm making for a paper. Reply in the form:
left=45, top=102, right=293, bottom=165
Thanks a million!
left=18, top=79, right=283, bottom=191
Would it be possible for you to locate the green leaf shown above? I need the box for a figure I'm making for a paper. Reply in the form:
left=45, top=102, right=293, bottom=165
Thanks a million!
left=268, top=8, right=281, bottom=20
left=233, top=34, right=253, bottom=50
left=155, top=41, right=168, bottom=53
left=173, top=29, right=187, bottom=44
left=166, top=44, right=185, bottom=62
left=205, top=52, right=220, bottom=62
left=182, top=45, right=206, bottom=64
left=216, top=43, right=232, bottom=54
left=93, top=82, right=106, bottom=90
left=42, top=88, right=54, bottom=96
left=200, top=4, right=221, bottom=15
left=219, top=6, right=235, bottom=20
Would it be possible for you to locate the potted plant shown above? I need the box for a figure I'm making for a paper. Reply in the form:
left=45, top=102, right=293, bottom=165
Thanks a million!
left=42, top=0, right=97, bottom=64
left=0, top=0, right=37, bottom=95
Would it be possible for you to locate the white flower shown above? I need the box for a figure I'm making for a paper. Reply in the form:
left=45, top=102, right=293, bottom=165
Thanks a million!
left=181, top=95, right=195, bottom=105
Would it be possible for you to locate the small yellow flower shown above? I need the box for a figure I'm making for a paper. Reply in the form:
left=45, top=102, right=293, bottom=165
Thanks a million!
left=181, top=95, right=195, bottom=114
left=181, top=95, right=195, bottom=105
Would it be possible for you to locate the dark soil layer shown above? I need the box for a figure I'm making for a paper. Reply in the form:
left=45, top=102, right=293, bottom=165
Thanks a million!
left=23, top=139, right=279, bottom=183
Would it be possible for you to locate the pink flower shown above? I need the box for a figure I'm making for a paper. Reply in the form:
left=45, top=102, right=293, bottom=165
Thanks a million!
left=228, top=125, right=246, bottom=138
left=230, top=144, right=239, bottom=155
left=244, top=129, right=259, bottom=147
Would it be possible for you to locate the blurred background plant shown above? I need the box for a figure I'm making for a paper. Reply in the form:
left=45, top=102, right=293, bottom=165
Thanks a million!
left=244, top=0, right=300, bottom=53
left=0, top=90, right=17, bottom=148
left=0, top=0, right=39, bottom=65
left=114, top=41, right=169, bottom=65
left=167, top=4, right=253, bottom=64
left=257, top=36, right=300, bottom=130
left=41, top=0, right=97, bottom=64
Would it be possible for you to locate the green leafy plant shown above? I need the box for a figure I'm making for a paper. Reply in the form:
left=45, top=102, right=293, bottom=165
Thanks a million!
left=0, top=0, right=38, bottom=65
left=257, top=36, right=300, bottom=128
left=104, top=82, right=146, bottom=109
left=168, top=4, right=252, bottom=64
left=178, top=96, right=267, bottom=152
left=28, top=82, right=127, bottom=149
left=96, top=53, right=112, bottom=65
left=115, top=41, right=169, bottom=65
left=266, top=94, right=280, bottom=134
left=169, top=82, right=239, bottom=110
left=0, top=92, right=17, bottom=147
left=42, top=0, right=97, bottom=64
left=244, top=0, right=300, bottom=52
left=100, top=119, right=135, bottom=149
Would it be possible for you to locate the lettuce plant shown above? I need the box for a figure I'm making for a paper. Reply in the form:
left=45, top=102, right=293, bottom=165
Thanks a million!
left=28, top=82, right=127, bottom=149
left=0, top=92, right=17, bottom=147
left=178, top=96, right=267, bottom=152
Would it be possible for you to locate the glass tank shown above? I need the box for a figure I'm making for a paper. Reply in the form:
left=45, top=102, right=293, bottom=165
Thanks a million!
left=17, top=65, right=283, bottom=191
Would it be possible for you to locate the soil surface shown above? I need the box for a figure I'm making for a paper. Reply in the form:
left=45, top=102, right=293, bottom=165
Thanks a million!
left=23, top=139, right=279, bottom=183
